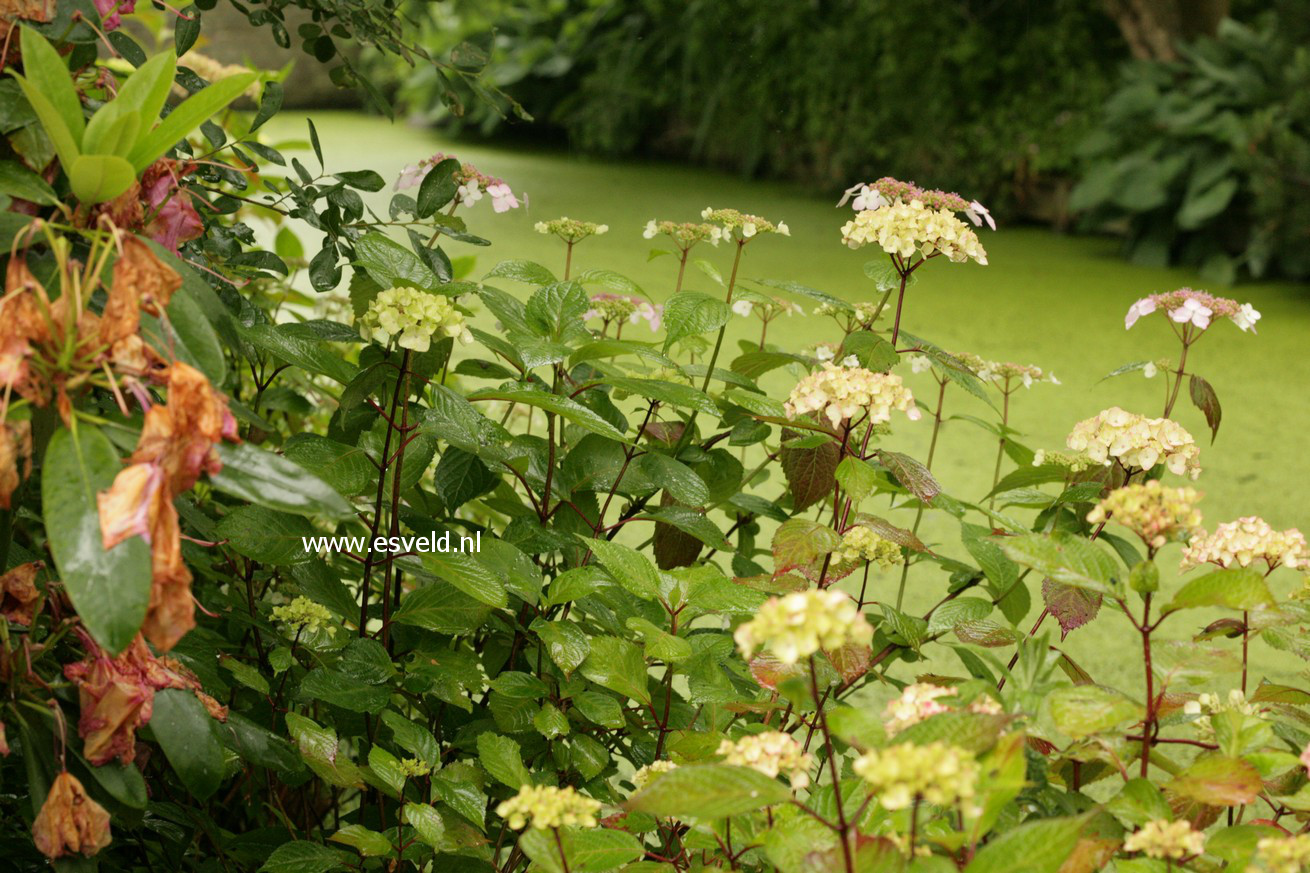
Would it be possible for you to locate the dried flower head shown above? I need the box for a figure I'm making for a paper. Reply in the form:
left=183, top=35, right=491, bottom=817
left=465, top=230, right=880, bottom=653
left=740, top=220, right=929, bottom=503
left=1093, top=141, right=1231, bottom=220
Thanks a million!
left=1065, top=407, right=1200, bottom=478
left=853, top=742, right=979, bottom=811
left=495, top=784, right=601, bottom=830
left=717, top=731, right=813, bottom=790
left=31, top=772, right=112, bottom=859
left=643, top=220, right=719, bottom=249
left=271, top=596, right=336, bottom=635
left=1180, top=516, right=1307, bottom=572
left=1255, top=834, right=1310, bottom=873
left=734, top=589, right=872, bottom=664
left=1086, top=480, right=1203, bottom=550
left=1125, top=288, right=1259, bottom=333
left=1122, top=819, right=1205, bottom=860
left=359, top=287, right=471, bottom=353
left=835, top=527, right=902, bottom=567
left=0, top=560, right=41, bottom=626
left=700, top=208, right=788, bottom=242
left=785, top=363, right=920, bottom=428
left=840, top=200, right=988, bottom=265
left=534, top=217, right=609, bottom=243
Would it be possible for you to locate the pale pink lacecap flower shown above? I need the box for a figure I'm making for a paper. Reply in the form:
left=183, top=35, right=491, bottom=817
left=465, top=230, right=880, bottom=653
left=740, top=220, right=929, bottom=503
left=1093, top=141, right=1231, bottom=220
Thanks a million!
left=1124, top=288, right=1259, bottom=333
left=395, top=164, right=426, bottom=191
left=965, top=200, right=996, bottom=231
left=487, top=183, right=519, bottom=213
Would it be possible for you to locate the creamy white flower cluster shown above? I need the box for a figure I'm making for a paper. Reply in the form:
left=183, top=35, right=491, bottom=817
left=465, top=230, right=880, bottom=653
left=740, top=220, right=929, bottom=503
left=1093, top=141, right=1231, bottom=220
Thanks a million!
left=631, top=760, right=677, bottom=791
left=1183, top=689, right=1258, bottom=719
left=732, top=296, right=805, bottom=320
left=853, top=742, right=979, bottom=811
left=882, top=684, right=1002, bottom=737
left=835, top=526, right=902, bottom=568
left=839, top=177, right=995, bottom=229
left=1065, top=407, right=1200, bottom=478
left=1125, top=288, right=1260, bottom=332
left=1255, top=834, right=1310, bottom=873
left=1180, top=516, right=1307, bottom=571
left=534, top=217, right=609, bottom=242
left=840, top=199, right=988, bottom=265
left=954, top=352, right=1058, bottom=389
left=494, top=784, right=601, bottom=830
left=785, top=363, right=921, bottom=428
left=642, top=219, right=720, bottom=248
left=271, top=596, right=335, bottom=634
left=1086, top=480, right=1203, bottom=550
left=734, top=589, right=872, bottom=664
left=700, top=207, right=789, bottom=241
left=717, top=731, right=813, bottom=790
left=1122, top=819, right=1205, bottom=860
left=359, top=287, right=472, bottom=353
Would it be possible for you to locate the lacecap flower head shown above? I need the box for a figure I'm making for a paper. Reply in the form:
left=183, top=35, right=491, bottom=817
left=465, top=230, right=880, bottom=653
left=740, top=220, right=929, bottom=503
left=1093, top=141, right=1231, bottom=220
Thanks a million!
left=840, top=197, right=988, bottom=264
left=700, top=207, right=789, bottom=242
left=734, top=589, right=872, bottom=664
left=1180, top=516, right=1307, bottom=572
left=1086, top=480, right=1203, bottom=550
left=394, top=153, right=523, bottom=212
left=835, top=526, right=902, bottom=567
left=717, top=731, right=813, bottom=790
left=955, top=352, right=1058, bottom=389
left=534, top=217, right=608, bottom=243
left=1125, top=288, right=1260, bottom=333
left=785, top=363, right=920, bottom=428
left=853, top=742, right=979, bottom=811
left=643, top=219, right=720, bottom=248
left=359, top=287, right=471, bottom=353
left=582, top=293, right=662, bottom=332
left=1065, top=407, right=1200, bottom=479
left=494, top=784, right=601, bottom=830
left=839, top=177, right=995, bottom=230
left=1122, top=819, right=1205, bottom=860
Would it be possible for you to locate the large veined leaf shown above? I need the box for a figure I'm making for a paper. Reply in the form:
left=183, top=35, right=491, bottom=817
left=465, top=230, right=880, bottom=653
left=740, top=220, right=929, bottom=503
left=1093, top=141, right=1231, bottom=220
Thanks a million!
left=210, top=442, right=354, bottom=519
left=468, top=387, right=630, bottom=443
left=999, top=531, right=1120, bottom=595
left=42, top=426, right=152, bottom=654
left=128, top=72, right=258, bottom=171
left=628, top=764, right=791, bottom=818
left=519, top=827, right=645, bottom=873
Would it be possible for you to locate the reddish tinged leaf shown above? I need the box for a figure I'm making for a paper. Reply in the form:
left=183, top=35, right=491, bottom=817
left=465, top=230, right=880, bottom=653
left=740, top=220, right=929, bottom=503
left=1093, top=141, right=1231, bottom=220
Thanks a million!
left=876, top=450, right=939, bottom=504
left=771, top=519, right=839, bottom=581
left=1189, top=374, right=1222, bottom=443
left=1250, top=683, right=1310, bottom=705
left=780, top=430, right=839, bottom=511
left=1042, top=579, right=1103, bottom=637
left=954, top=620, right=1022, bottom=648
left=652, top=493, right=703, bottom=570
left=825, top=642, right=872, bottom=685
left=1167, top=755, right=1262, bottom=807
left=749, top=653, right=804, bottom=691
left=850, top=513, right=926, bottom=551
left=734, top=573, right=810, bottom=594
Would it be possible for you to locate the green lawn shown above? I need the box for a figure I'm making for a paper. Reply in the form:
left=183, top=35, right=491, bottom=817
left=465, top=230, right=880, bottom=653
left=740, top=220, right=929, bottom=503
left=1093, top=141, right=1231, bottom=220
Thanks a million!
left=269, top=112, right=1310, bottom=690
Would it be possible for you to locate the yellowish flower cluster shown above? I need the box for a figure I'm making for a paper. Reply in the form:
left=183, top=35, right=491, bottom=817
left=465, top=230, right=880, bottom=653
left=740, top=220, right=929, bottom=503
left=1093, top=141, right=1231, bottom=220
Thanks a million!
left=271, top=597, right=335, bottom=634
left=1254, top=835, right=1310, bottom=873
left=700, top=207, right=789, bottom=241
left=178, top=53, right=262, bottom=98
left=534, top=217, right=609, bottom=242
left=398, top=758, right=432, bottom=779
left=955, top=352, right=1058, bottom=389
left=882, top=684, right=1002, bottom=736
left=1183, top=689, right=1259, bottom=740
left=839, top=200, right=988, bottom=265
left=1086, top=481, right=1203, bottom=549
left=1180, top=516, right=1308, bottom=571
left=359, top=287, right=472, bottom=353
left=835, top=527, right=903, bottom=568
left=1065, top=407, right=1201, bottom=478
left=642, top=220, right=720, bottom=248
left=1031, top=449, right=1096, bottom=473
left=717, top=731, right=813, bottom=790
left=1122, top=819, right=1205, bottom=860
left=734, top=589, right=872, bottom=664
left=784, top=363, right=921, bottom=428
left=631, top=760, right=677, bottom=791
left=853, top=742, right=979, bottom=811
left=494, top=784, right=601, bottom=830
left=586, top=295, right=638, bottom=322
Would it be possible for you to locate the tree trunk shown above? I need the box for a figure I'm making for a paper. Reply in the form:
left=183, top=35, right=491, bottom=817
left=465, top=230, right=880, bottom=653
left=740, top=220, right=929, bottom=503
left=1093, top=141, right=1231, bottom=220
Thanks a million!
left=1102, top=0, right=1230, bottom=61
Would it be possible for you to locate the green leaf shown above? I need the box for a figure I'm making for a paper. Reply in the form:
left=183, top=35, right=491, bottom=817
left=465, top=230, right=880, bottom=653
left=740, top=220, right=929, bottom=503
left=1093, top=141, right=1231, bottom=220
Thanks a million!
left=477, top=733, right=531, bottom=788
left=211, top=442, right=354, bottom=519
left=780, top=433, right=839, bottom=511
left=0, top=159, right=57, bottom=204
left=216, top=505, right=316, bottom=565
left=259, top=842, right=350, bottom=873
left=367, top=746, right=407, bottom=795
left=151, top=688, right=225, bottom=800
left=999, top=531, right=1119, bottom=595
left=1167, top=755, right=1262, bottom=807
left=834, top=456, right=879, bottom=503
left=1048, top=685, right=1143, bottom=738
left=469, top=388, right=629, bottom=443
left=520, top=827, right=645, bottom=873
left=299, top=668, right=390, bottom=713
left=128, top=71, right=258, bottom=171
left=394, top=582, right=491, bottom=635
left=584, top=537, right=661, bottom=600
left=402, top=803, right=445, bottom=848
left=240, top=323, right=358, bottom=384
left=42, top=426, right=152, bottom=654
left=606, top=377, right=718, bottom=416
left=82, top=102, right=141, bottom=158
left=416, top=157, right=460, bottom=217
left=1164, top=567, right=1274, bottom=614
left=156, top=274, right=227, bottom=384
left=484, top=258, right=556, bottom=285
left=965, top=815, right=1087, bottom=873
left=282, top=434, right=374, bottom=498
left=662, top=291, right=731, bottom=349
left=113, top=51, right=177, bottom=132
left=433, top=763, right=486, bottom=829
left=628, top=764, right=791, bottom=818
left=580, top=637, right=650, bottom=703
left=627, top=617, right=692, bottom=662
left=1189, top=373, right=1222, bottom=443
left=402, top=549, right=507, bottom=608
left=1107, top=778, right=1174, bottom=827
left=531, top=618, right=591, bottom=675
left=68, top=153, right=136, bottom=203
left=926, top=598, right=994, bottom=635
left=354, top=231, right=443, bottom=290
left=877, top=450, right=940, bottom=504
left=285, top=713, right=364, bottom=788
left=330, top=824, right=392, bottom=857
left=18, top=26, right=84, bottom=146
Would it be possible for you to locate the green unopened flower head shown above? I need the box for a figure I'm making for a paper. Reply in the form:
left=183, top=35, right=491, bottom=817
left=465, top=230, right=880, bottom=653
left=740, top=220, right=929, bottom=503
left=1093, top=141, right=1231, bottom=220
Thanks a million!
left=1122, top=819, right=1205, bottom=860
left=1255, top=834, right=1310, bottom=873
left=534, top=217, right=608, bottom=243
left=495, top=784, right=601, bottom=830
left=643, top=219, right=719, bottom=249
left=835, top=527, right=903, bottom=567
left=359, top=287, right=471, bottom=353
left=700, top=207, right=789, bottom=243
left=734, top=589, right=872, bottom=664
left=398, top=758, right=431, bottom=779
left=853, top=741, right=979, bottom=811
left=271, top=596, right=334, bottom=635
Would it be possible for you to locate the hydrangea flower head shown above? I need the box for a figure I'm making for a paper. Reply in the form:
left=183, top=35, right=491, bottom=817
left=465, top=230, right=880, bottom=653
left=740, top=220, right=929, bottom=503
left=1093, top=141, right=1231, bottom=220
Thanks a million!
left=535, top=217, right=608, bottom=243
left=1123, top=819, right=1205, bottom=860
left=1180, top=516, right=1307, bottom=571
left=734, top=589, right=872, bottom=664
left=881, top=684, right=1003, bottom=736
left=731, top=296, right=804, bottom=320
left=717, top=731, right=813, bottom=790
left=853, top=742, right=979, bottom=811
left=494, top=784, right=601, bottom=830
left=1065, top=407, right=1200, bottom=478
left=835, top=527, right=902, bottom=567
left=954, top=352, right=1058, bottom=388
left=271, top=596, right=335, bottom=635
left=785, top=363, right=920, bottom=428
left=840, top=200, right=988, bottom=264
left=839, top=177, right=993, bottom=228
left=394, top=153, right=523, bottom=212
left=1031, top=449, right=1096, bottom=473
left=359, top=287, right=471, bottom=353
left=700, top=208, right=788, bottom=242
left=643, top=219, right=720, bottom=249
left=1086, top=480, right=1203, bottom=550
left=1255, top=835, right=1310, bottom=873
left=631, top=760, right=677, bottom=791
left=582, top=293, right=662, bottom=332
left=1124, top=288, right=1260, bottom=333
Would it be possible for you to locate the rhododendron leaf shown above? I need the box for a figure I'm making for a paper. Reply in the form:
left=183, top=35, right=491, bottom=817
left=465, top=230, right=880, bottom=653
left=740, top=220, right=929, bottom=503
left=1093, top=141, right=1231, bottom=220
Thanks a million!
left=628, top=764, right=791, bottom=818
left=112, top=51, right=177, bottom=133
left=1167, top=755, right=1262, bottom=806
left=1049, top=685, right=1142, bottom=738
left=128, top=72, right=258, bottom=171
left=151, top=689, right=225, bottom=800
left=42, top=426, right=152, bottom=655
left=17, top=27, right=84, bottom=144
left=999, top=532, right=1119, bottom=595
left=1163, top=567, right=1273, bottom=614
left=82, top=102, right=141, bottom=158
left=212, top=442, right=354, bottom=519
left=1189, top=373, right=1222, bottom=442
left=145, top=281, right=227, bottom=385
left=68, top=153, right=135, bottom=203
left=0, top=159, right=57, bottom=205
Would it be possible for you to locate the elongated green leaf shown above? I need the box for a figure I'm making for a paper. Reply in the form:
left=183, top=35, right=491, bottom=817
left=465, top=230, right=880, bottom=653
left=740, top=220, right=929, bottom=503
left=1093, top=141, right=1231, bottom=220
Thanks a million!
left=399, top=550, right=507, bottom=608
left=393, top=581, right=491, bottom=635
left=216, top=505, right=316, bottom=565
left=0, top=159, right=57, bottom=205
left=240, top=322, right=358, bottom=384
left=584, top=538, right=661, bottom=600
left=628, top=764, right=791, bottom=818
left=43, top=426, right=152, bottom=654
left=469, top=388, right=630, bottom=443
left=477, top=733, right=531, bottom=788
left=82, top=102, right=141, bottom=158
left=129, top=72, right=258, bottom=171
left=68, top=153, right=135, bottom=204
left=259, top=842, right=350, bottom=873
left=605, top=377, right=718, bottom=416
left=112, top=51, right=178, bottom=132
left=19, top=27, right=84, bottom=144
left=151, top=689, right=225, bottom=800
left=354, top=231, right=443, bottom=290
left=211, top=442, right=354, bottom=519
